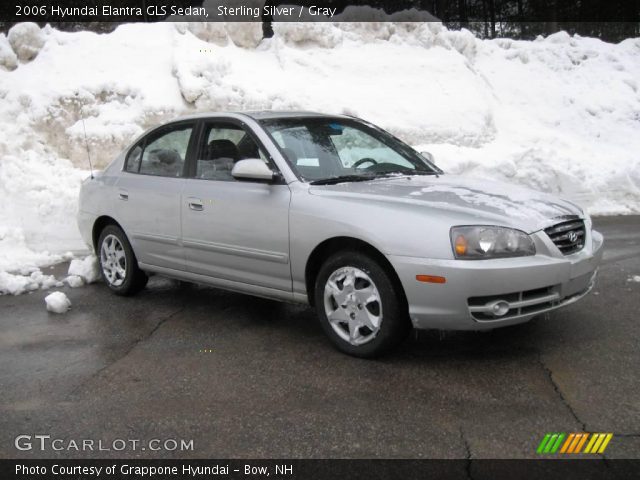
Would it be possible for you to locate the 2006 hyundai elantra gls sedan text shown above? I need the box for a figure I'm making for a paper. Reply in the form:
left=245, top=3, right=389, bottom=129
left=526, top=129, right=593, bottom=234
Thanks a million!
left=78, top=111, right=603, bottom=357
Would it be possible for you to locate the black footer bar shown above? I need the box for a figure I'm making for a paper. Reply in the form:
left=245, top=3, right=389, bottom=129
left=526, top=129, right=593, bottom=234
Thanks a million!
left=2, top=459, right=640, bottom=480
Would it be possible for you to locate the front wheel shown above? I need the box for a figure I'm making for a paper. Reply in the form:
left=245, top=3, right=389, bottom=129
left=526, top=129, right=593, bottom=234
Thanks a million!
left=314, top=251, right=410, bottom=358
left=98, top=224, right=148, bottom=296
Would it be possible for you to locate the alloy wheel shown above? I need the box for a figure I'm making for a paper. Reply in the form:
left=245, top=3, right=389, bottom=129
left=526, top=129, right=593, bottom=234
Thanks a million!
left=323, top=266, right=383, bottom=345
left=100, top=234, right=127, bottom=287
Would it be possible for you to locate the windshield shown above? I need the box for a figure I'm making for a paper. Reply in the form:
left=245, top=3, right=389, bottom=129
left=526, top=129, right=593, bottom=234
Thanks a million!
left=259, top=117, right=440, bottom=183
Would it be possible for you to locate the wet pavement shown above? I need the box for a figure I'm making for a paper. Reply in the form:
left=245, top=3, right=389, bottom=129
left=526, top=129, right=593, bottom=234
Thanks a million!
left=1, top=216, right=639, bottom=459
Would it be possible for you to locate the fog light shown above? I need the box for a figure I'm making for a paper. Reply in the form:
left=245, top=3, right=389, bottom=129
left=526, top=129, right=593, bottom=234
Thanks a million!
left=491, top=301, right=510, bottom=316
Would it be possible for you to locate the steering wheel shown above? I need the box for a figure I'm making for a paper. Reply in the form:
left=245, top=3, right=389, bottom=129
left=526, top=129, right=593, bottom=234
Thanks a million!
left=352, top=157, right=378, bottom=169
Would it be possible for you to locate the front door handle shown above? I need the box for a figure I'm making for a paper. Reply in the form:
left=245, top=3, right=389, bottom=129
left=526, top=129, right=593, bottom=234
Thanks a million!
left=118, top=190, right=129, bottom=201
left=187, top=197, right=204, bottom=211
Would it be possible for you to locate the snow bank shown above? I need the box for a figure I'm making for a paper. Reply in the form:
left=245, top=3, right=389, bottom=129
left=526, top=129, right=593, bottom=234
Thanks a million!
left=0, top=34, right=18, bottom=70
left=44, top=291, right=71, bottom=313
left=0, top=21, right=639, bottom=293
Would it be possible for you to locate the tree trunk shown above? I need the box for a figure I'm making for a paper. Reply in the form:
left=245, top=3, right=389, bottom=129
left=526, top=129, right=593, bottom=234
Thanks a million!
left=517, top=0, right=523, bottom=37
left=481, top=0, right=489, bottom=38
left=436, top=0, right=448, bottom=22
left=545, top=0, right=559, bottom=36
left=488, top=0, right=496, bottom=38
left=459, top=0, right=468, bottom=28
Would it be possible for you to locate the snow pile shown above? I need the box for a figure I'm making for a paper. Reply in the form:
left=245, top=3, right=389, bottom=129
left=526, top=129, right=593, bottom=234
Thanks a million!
left=64, top=275, right=84, bottom=288
left=67, top=255, right=101, bottom=284
left=0, top=269, right=62, bottom=295
left=44, top=291, right=71, bottom=313
left=0, top=21, right=639, bottom=293
left=0, top=225, right=71, bottom=294
left=627, top=275, right=640, bottom=283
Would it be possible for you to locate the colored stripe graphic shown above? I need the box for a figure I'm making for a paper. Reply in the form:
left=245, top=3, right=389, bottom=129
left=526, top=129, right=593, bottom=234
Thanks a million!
left=537, top=433, right=566, bottom=454
left=575, top=433, right=589, bottom=453
left=592, top=433, right=606, bottom=452
left=544, top=433, right=559, bottom=453
left=597, top=434, right=613, bottom=453
left=550, top=433, right=565, bottom=453
left=537, top=434, right=552, bottom=454
left=560, top=433, right=575, bottom=453
left=587, top=433, right=604, bottom=453
left=584, top=433, right=614, bottom=454
left=568, top=433, right=582, bottom=453
left=584, top=433, right=599, bottom=453
left=540, top=433, right=614, bottom=454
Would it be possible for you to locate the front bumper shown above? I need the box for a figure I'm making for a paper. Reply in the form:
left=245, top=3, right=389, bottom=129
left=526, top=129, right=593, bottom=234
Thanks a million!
left=389, top=228, right=604, bottom=331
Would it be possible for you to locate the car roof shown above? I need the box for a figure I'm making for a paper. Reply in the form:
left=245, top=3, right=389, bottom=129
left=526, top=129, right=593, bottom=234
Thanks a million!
left=174, top=110, right=352, bottom=122
left=242, top=110, right=346, bottom=120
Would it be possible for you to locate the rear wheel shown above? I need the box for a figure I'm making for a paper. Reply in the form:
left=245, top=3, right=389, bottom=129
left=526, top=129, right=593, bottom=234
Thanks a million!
left=98, top=225, right=148, bottom=296
left=314, top=251, right=410, bottom=358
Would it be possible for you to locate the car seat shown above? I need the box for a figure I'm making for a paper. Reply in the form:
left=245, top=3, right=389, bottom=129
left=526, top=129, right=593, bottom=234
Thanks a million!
left=197, top=139, right=239, bottom=180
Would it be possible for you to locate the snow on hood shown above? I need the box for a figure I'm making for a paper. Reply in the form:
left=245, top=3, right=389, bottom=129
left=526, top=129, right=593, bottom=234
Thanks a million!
left=309, top=174, right=583, bottom=233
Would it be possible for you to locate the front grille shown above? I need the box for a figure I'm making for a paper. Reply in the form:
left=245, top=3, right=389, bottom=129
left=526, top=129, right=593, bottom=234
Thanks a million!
left=544, top=218, right=586, bottom=255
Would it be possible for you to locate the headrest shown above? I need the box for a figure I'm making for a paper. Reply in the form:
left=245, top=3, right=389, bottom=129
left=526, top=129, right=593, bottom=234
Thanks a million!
left=148, top=149, right=181, bottom=165
left=208, top=139, right=239, bottom=160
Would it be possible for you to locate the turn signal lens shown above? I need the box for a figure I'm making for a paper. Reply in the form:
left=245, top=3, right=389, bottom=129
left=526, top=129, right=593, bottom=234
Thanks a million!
left=454, top=235, right=467, bottom=256
left=416, top=275, right=446, bottom=284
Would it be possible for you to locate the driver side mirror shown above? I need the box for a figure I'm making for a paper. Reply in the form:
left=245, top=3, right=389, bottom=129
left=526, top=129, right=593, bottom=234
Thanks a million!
left=420, top=151, right=435, bottom=165
left=232, top=159, right=277, bottom=182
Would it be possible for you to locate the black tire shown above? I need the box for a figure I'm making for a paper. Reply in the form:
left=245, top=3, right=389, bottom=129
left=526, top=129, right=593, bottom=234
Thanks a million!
left=97, top=224, right=148, bottom=296
left=314, top=250, right=410, bottom=358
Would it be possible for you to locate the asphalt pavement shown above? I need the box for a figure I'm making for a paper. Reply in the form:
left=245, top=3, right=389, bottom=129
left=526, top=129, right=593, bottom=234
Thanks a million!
left=1, top=216, right=639, bottom=459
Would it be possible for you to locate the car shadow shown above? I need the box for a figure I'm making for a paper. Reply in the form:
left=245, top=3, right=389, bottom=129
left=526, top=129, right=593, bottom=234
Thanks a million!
left=136, top=275, right=552, bottom=364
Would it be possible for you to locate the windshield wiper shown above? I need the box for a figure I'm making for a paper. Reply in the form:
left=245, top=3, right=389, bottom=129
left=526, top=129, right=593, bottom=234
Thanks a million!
left=310, top=174, right=376, bottom=186
left=365, top=169, right=440, bottom=179
left=310, top=169, right=441, bottom=185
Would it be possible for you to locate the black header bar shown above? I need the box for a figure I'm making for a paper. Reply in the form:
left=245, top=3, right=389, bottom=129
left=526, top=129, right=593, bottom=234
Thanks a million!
left=0, top=1, right=638, bottom=23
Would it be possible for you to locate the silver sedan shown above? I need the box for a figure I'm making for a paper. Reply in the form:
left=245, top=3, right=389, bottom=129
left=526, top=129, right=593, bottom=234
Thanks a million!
left=78, top=111, right=603, bottom=357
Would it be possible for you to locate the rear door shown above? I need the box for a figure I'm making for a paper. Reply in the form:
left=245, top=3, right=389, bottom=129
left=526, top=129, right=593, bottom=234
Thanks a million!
left=181, top=119, right=292, bottom=291
left=115, top=121, right=196, bottom=271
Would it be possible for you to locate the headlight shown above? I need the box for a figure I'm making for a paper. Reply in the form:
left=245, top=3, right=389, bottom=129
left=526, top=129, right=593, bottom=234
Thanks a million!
left=450, top=226, right=535, bottom=259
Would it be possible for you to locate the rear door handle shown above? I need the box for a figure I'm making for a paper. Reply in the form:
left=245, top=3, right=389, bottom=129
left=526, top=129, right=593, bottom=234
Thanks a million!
left=118, top=190, right=128, bottom=201
left=187, top=197, right=204, bottom=211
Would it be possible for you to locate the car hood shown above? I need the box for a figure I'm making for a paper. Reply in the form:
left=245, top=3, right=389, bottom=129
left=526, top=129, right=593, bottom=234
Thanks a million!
left=308, top=174, right=583, bottom=233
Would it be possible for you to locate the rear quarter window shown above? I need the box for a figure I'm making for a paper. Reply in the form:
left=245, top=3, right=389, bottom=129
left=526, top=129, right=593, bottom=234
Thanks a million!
left=124, top=124, right=193, bottom=177
left=125, top=145, right=142, bottom=173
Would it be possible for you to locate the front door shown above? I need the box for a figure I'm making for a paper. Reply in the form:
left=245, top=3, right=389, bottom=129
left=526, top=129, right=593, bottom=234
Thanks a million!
left=181, top=120, right=292, bottom=291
